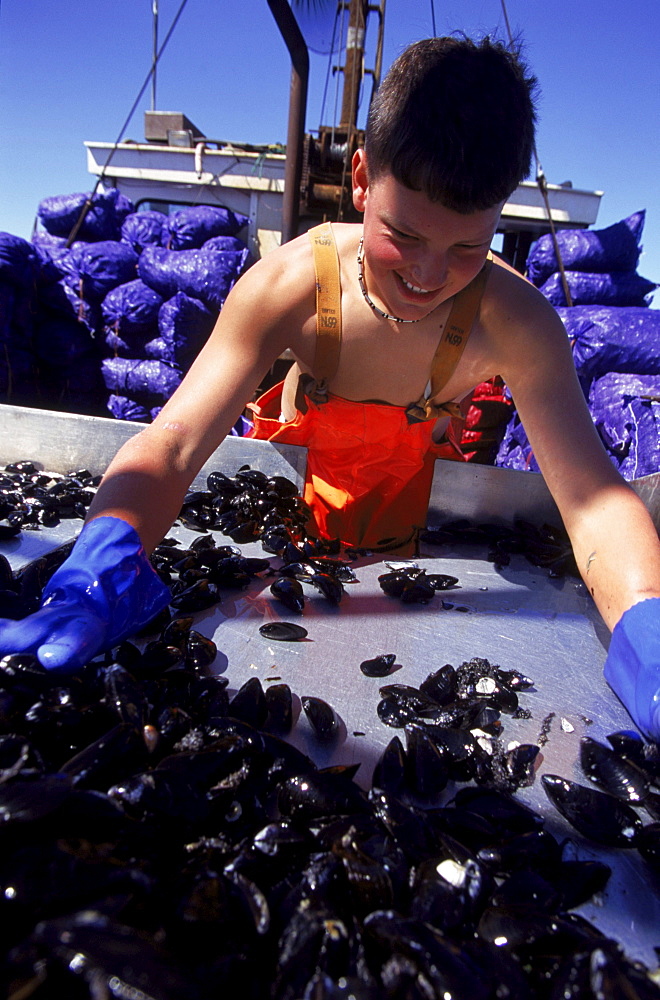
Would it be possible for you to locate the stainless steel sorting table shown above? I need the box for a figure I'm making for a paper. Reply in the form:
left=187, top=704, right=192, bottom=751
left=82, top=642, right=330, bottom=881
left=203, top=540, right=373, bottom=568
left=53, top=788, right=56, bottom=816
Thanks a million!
left=1, top=403, right=659, bottom=969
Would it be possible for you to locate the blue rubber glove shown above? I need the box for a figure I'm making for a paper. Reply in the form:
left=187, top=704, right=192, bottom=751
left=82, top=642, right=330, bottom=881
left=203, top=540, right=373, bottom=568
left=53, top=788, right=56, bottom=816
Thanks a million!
left=0, top=516, right=170, bottom=673
left=603, top=597, right=660, bottom=741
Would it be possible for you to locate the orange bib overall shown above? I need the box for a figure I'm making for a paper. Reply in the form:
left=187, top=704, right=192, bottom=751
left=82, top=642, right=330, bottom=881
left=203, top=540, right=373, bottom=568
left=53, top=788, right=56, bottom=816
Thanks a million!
left=248, top=223, right=491, bottom=551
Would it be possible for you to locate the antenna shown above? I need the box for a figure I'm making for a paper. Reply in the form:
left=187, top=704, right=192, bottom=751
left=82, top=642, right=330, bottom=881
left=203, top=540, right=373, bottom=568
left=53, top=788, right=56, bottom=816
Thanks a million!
left=151, top=0, right=159, bottom=111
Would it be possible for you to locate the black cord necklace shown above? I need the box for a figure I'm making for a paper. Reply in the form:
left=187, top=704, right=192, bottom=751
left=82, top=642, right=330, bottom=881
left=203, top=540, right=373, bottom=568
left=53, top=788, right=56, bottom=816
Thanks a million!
left=356, top=236, right=424, bottom=324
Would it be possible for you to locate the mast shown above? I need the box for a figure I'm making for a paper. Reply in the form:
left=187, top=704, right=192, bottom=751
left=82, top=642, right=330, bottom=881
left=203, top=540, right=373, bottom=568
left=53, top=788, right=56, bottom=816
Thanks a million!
left=339, top=0, right=368, bottom=131
left=270, top=0, right=386, bottom=234
left=299, top=0, right=386, bottom=225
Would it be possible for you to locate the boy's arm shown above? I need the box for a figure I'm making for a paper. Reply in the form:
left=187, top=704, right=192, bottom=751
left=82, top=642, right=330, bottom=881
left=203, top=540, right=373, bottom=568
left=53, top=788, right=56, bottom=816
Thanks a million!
left=86, top=239, right=314, bottom=552
left=491, top=270, right=660, bottom=736
left=0, top=239, right=315, bottom=670
left=490, top=272, right=660, bottom=629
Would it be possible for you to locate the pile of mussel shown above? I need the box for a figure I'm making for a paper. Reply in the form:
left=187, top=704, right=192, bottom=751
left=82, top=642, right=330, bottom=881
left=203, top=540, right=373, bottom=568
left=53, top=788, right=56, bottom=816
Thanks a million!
left=179, top=466, right=359, bottom=615
left=2, top=461, right=660, bottom=997
left=0, top=461, right=99, bottom=539
left=421, top=518, right=579, bottom=578
left=180, top=467, right=311, bottom=544
left=2, top=628, right=660, bottom=998
left=377, top=565, right=460, bottom=605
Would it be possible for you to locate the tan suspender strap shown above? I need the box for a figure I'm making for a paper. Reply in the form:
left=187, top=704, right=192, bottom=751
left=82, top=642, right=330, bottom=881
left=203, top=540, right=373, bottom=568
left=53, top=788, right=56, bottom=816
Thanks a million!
left=430, top=255, right=492, bottom=399
left=308, top=222, right=342, bottom=384
left=407, top=255, right=493, bottom=423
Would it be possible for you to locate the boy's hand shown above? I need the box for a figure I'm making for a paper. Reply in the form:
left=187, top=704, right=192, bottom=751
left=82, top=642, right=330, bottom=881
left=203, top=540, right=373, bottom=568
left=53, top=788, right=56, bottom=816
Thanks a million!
left=0, top=517, right=170, bottom=673
left=603, top=597, right=660, bottom=740
left=0, top=601, right=109, bottom=672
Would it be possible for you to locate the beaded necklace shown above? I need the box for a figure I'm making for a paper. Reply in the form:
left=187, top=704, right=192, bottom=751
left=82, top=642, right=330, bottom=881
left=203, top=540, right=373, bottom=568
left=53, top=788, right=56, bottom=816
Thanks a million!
left=356, top=236, right=424, bottom=325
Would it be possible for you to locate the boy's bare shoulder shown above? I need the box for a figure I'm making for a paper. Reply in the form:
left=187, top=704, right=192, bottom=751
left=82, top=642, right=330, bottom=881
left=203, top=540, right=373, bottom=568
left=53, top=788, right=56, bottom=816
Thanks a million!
left=486, top=253, right=554, bottom=315
left=226, top=231, right=317, bottom=344
left=481, top=255, right=569, bottom=362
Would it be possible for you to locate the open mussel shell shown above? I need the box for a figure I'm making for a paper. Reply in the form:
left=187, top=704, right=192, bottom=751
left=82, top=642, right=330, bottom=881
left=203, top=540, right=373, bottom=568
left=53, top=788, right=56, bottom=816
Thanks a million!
left=541, top=774, right=643, bottom=847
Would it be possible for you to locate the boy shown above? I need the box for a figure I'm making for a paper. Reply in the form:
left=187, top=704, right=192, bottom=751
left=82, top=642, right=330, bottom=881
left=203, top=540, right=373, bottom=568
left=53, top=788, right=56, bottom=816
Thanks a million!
left=1, top=37, right=659, bottom=736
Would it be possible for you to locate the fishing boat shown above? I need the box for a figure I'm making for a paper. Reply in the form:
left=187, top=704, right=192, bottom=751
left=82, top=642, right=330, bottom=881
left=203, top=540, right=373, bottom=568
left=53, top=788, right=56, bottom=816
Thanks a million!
left=81, top=0, right=602, bottom=267
left=1, top=3, right=659, bottom=994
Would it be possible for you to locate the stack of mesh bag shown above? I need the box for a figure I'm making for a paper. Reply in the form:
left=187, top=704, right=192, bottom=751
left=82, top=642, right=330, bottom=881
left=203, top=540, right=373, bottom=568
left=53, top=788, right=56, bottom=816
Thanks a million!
left=0, top=192, right=251, bottom=422
left=496, top=212, right=659, bottom=479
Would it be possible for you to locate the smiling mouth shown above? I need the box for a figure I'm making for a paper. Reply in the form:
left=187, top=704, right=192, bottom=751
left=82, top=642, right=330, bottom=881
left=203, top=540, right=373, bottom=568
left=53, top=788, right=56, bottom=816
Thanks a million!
left=398, top=274, right=437, bottom=297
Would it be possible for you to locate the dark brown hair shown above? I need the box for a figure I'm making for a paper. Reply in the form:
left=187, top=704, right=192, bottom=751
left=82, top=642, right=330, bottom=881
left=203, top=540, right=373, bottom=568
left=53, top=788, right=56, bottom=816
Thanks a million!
left=365, top=36, right=538, bottom=212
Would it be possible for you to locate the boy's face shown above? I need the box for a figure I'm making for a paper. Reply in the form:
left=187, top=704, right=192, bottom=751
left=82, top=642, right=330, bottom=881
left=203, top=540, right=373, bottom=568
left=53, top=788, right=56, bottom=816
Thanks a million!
left=352, top=149, right=503, bottom=321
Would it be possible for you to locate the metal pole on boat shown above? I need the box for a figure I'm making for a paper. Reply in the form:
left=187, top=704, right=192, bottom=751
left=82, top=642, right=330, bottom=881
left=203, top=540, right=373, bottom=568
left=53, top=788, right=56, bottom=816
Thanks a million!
left=339, top=0, right=368, bottom=132
left=268, top=0, right=309, bottom=244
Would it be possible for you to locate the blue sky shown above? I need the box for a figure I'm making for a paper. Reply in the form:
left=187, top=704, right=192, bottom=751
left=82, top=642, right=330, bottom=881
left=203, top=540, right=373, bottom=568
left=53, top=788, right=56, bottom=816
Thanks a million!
left=1, top=0, right=658, bottom=300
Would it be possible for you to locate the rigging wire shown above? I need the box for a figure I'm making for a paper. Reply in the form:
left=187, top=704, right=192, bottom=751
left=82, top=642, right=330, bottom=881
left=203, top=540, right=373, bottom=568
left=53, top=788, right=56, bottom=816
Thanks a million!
left=317, top=3, right=342, bottom=132
left=498, top=0, right=513, bottom=49
left=499, top=0, right=572, bottom=303
left=330, top=0, right=348, bottom=147
left=65, top=0, right=191, bottom=246
left=151, top=0, right=159, bottom=112
left=335, top=1, right=367, bottom=221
